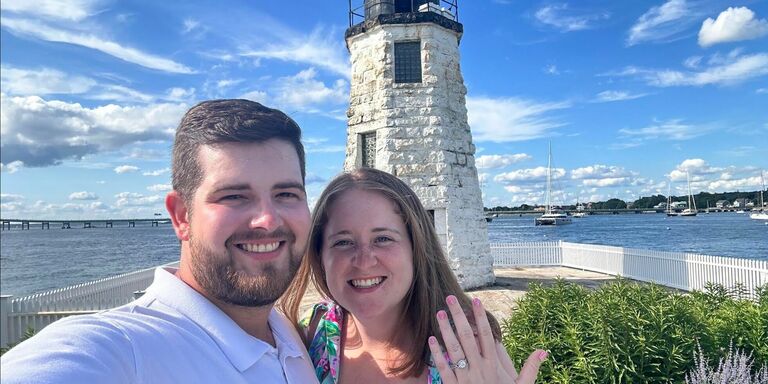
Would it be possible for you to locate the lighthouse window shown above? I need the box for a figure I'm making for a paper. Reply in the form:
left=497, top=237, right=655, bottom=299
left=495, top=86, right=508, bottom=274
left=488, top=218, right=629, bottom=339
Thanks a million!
left=361, top=132, right=376, bottom=168
left=394, top=41, right=422, bottom=84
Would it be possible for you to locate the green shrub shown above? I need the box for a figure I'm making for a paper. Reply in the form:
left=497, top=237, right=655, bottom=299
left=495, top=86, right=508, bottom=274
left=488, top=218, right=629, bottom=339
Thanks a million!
left=0, top=327, right=36, bottom=356
left=501, top=279, right=768, bottom=383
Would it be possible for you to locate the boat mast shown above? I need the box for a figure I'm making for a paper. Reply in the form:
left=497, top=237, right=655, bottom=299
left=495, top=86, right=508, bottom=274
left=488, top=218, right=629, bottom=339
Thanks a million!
left=545, top=142, right=552, bottom=215
left=687, top=171, right=696, bottom=210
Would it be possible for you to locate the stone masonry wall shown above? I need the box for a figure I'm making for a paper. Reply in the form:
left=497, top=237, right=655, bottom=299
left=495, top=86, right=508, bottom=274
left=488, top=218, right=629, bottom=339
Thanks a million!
left=345, top=21, right=494, bottom=289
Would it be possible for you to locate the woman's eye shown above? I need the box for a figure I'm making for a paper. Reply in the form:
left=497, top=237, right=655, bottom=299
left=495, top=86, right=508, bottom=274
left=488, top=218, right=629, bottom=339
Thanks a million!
left=332, top=240, right=353, bottom=248
left=375, top=236, right=393, bottom=244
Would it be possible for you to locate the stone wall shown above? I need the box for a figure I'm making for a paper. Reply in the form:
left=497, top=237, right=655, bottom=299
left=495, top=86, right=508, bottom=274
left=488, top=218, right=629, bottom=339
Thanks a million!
left=345, top=21, right=494, bottom=289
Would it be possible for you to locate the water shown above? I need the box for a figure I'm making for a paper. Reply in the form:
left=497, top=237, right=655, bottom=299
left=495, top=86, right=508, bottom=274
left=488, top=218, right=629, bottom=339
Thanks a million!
left=488, top=212, right=768, bottom=259
left=1, top=213, right=766, bottom=296
left=1, top=224, right=179, bottom=296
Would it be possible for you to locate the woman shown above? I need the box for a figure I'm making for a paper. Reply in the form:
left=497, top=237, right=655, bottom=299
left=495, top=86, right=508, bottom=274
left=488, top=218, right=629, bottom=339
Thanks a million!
left=282, top=168, right=546, bottom=383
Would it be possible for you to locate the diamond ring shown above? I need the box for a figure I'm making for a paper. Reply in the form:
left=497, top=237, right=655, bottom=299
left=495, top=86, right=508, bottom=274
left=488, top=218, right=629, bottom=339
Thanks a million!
left=450, top=358, right=469, bottom=370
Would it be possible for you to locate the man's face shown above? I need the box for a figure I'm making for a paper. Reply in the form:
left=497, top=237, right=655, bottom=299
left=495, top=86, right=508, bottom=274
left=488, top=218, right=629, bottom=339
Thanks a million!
left=186, top=139, right=310, bottom=307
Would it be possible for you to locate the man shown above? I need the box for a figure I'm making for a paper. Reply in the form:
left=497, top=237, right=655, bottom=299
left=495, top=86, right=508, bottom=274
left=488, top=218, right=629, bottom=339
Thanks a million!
left=1, top=100, right=319, bottom=383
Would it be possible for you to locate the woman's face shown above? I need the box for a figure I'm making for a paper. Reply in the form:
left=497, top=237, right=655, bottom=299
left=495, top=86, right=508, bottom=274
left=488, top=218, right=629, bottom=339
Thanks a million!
left=321, top=188, right=414, bottom=321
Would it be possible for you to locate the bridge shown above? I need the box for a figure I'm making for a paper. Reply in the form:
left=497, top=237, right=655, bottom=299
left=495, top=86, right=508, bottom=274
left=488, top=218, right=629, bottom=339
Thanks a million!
left=0, top=218, right=170, bottom=230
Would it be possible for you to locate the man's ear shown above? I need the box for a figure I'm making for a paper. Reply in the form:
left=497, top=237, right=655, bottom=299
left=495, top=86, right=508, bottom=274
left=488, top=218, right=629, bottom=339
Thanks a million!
left=166, top=190, right=190, bottom=241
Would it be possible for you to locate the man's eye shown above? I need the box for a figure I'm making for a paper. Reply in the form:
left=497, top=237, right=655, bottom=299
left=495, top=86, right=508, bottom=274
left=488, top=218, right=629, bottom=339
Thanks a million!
left=221, top=195, right=244, bottom=201
left=276, top=192, right=300, bottom=199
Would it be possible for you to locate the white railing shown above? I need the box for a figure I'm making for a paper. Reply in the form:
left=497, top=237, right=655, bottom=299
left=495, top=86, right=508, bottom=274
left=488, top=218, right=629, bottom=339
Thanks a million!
left=3, top=242, right=767, bottom=348
left=493, top=241, right=768, bottom=297
left=1, top=261, right=179, bottom=348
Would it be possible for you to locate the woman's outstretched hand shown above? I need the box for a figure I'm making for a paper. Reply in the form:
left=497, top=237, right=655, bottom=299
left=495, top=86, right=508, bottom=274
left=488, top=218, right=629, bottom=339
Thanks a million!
left=428, top=295, right=547, bottom=384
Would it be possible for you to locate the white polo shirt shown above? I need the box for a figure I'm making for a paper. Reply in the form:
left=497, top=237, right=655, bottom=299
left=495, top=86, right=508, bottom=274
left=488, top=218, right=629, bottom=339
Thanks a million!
left=1, top=267, right=319, bottom=384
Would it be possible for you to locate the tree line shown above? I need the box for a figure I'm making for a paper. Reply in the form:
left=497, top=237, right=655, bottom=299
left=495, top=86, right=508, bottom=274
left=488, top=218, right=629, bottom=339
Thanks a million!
left=485, top=189, right=766, bottom=211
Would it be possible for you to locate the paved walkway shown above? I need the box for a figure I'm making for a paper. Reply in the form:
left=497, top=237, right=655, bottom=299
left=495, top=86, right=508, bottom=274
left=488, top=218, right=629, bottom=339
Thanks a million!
left=298, top=266, right=616, bottom=321
left=466, top=267, right=616, bottom=320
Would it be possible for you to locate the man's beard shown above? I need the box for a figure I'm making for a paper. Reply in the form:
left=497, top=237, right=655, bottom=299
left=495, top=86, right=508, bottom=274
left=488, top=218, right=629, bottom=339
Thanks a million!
left=189, top=228, right=301, bottom=307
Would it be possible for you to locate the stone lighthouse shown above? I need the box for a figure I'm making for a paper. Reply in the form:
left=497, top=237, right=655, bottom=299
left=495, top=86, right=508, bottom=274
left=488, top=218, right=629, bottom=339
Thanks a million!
left=343, top=0, right=493, bottom=289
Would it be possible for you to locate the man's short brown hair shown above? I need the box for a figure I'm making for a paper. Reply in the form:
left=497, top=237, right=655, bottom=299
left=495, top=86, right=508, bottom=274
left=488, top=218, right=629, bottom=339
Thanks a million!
left=171, top=99, right=306, bottom=203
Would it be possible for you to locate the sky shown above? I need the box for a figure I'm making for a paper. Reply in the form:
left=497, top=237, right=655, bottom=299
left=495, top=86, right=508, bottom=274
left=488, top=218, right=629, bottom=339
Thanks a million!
left=1, top=0, right=767, bottom=219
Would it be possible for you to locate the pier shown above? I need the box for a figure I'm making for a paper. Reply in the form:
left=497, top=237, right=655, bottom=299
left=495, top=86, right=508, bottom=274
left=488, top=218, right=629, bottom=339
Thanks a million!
left=0, top=218, right=169, bottom=230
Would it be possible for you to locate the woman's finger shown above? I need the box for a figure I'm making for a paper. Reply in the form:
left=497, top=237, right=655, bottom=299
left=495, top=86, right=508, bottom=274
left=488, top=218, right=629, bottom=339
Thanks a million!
left=495, top=342, right=518, bottom=380
left=515, top=349, right=548, bottom=384
left=471, top=298, right=496, bottom=359
left=435, top=309, right=469, bottom=377
left=428, top=336, right=457, bottom=384
left=445, top=295, right=481, bottom=361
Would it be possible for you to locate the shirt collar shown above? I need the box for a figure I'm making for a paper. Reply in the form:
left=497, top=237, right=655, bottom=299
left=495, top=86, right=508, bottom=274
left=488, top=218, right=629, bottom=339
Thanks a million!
left=146, top=267, right=291, bottom=372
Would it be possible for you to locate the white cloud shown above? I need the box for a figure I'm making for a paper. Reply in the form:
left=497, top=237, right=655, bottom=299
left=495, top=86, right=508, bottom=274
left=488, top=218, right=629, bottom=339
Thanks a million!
left=467, top=96, right=570, bottom=142
left=1, top=193, right=25, bottom=203
left=619, top=119, right=707, bottom=141
left=303, top=137, right=345, bottom=154
left=1, top=95, right=187, bottom=166
left=114, top=165, right=139, bottom=174
left=651, top=52, right=768, bottom=86
left=544, top=65, right=560, bottom=75
left=240, top=27, right=350, bottom=78
left=607, top=51, right=768, bottom=87
left=1, top=17, right=194, bottom=74
left=757, top=88, right=768, bottom=94
left=147, top=184, right=172, bottom=192
left=669, top=158, right=723, bottom=181
left=571, top=165, right=632, bottom=179
left=571, top=165, right=636, bottom=188
left=182, top=18, right=200, bottom=34
left=1, top=65, right=97, bottom=95
left=594, top=90, right=648, bottom=102
left=535, top=3, right=609, bottom=32
left=143, top=168, right=170, bottom=176
left=0, top=0, right=97, bottom=22
left=494, top=167, right=566, bottom=183
left=89, top=85, right=155, bottom=103
left=114, top=192, right=163, bottom=207
left=165, top=87, right=196, bottom=102
left=68, top=191, right=98, bottom=200
left=699, top=7, right=768, bottom=47
left=272, top=68, right=348, bottom=110
left=476, top=154, right=532, bottom=169
left=0, top=161, right=25, bottom=173
left=627, top=0, right=694, bottom=46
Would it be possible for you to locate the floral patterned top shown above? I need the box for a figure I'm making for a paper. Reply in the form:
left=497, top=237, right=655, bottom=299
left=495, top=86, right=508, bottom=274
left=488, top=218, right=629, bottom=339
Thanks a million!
left=300, top=301, right=442, bottom=384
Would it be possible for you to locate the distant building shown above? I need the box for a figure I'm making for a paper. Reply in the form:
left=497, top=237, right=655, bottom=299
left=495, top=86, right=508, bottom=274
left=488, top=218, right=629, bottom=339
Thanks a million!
left=654, top=202, right=668, bottom=209
left=715, top=200, right=730, bottom=208
left=670, top=201, right=687, bottom=208
left=733, top=198, right=750, bottom=208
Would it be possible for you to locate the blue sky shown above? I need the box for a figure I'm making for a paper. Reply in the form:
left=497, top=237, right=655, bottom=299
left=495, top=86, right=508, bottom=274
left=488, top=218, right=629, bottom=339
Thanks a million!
left=1, top=0, right=767, bottom=219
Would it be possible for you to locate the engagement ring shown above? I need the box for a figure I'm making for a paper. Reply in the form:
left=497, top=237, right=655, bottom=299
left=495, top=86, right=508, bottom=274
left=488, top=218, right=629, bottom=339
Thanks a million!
left=450, top=358, right=468, bottom=370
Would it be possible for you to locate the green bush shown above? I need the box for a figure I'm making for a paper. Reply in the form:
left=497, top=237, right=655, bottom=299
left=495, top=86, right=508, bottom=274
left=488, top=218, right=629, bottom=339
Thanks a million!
left=501, top=279, right=768, bottom=383
left=0, top=327, right=36, bottom=356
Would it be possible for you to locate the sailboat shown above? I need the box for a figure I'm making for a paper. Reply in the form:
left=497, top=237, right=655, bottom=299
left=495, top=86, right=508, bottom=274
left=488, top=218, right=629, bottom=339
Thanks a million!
left=750, top=171, right=768, bottom=221
left=535, top=143, right=572, bottom=226
left=679, top=172, right=698, bottom=217
left=666, top=182, right=678, bottom=216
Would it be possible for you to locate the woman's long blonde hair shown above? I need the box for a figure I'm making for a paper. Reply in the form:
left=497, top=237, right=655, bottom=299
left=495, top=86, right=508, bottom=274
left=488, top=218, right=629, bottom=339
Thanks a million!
left=281, top=167, right=500, bottom=377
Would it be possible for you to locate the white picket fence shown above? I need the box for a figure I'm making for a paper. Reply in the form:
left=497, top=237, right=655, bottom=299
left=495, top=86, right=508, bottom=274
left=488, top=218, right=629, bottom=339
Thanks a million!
left=1, top=261, right=179, bottom=349
left=2, top=242, right=767, bottom=348
left=492, top=241, right=768, bottom=295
